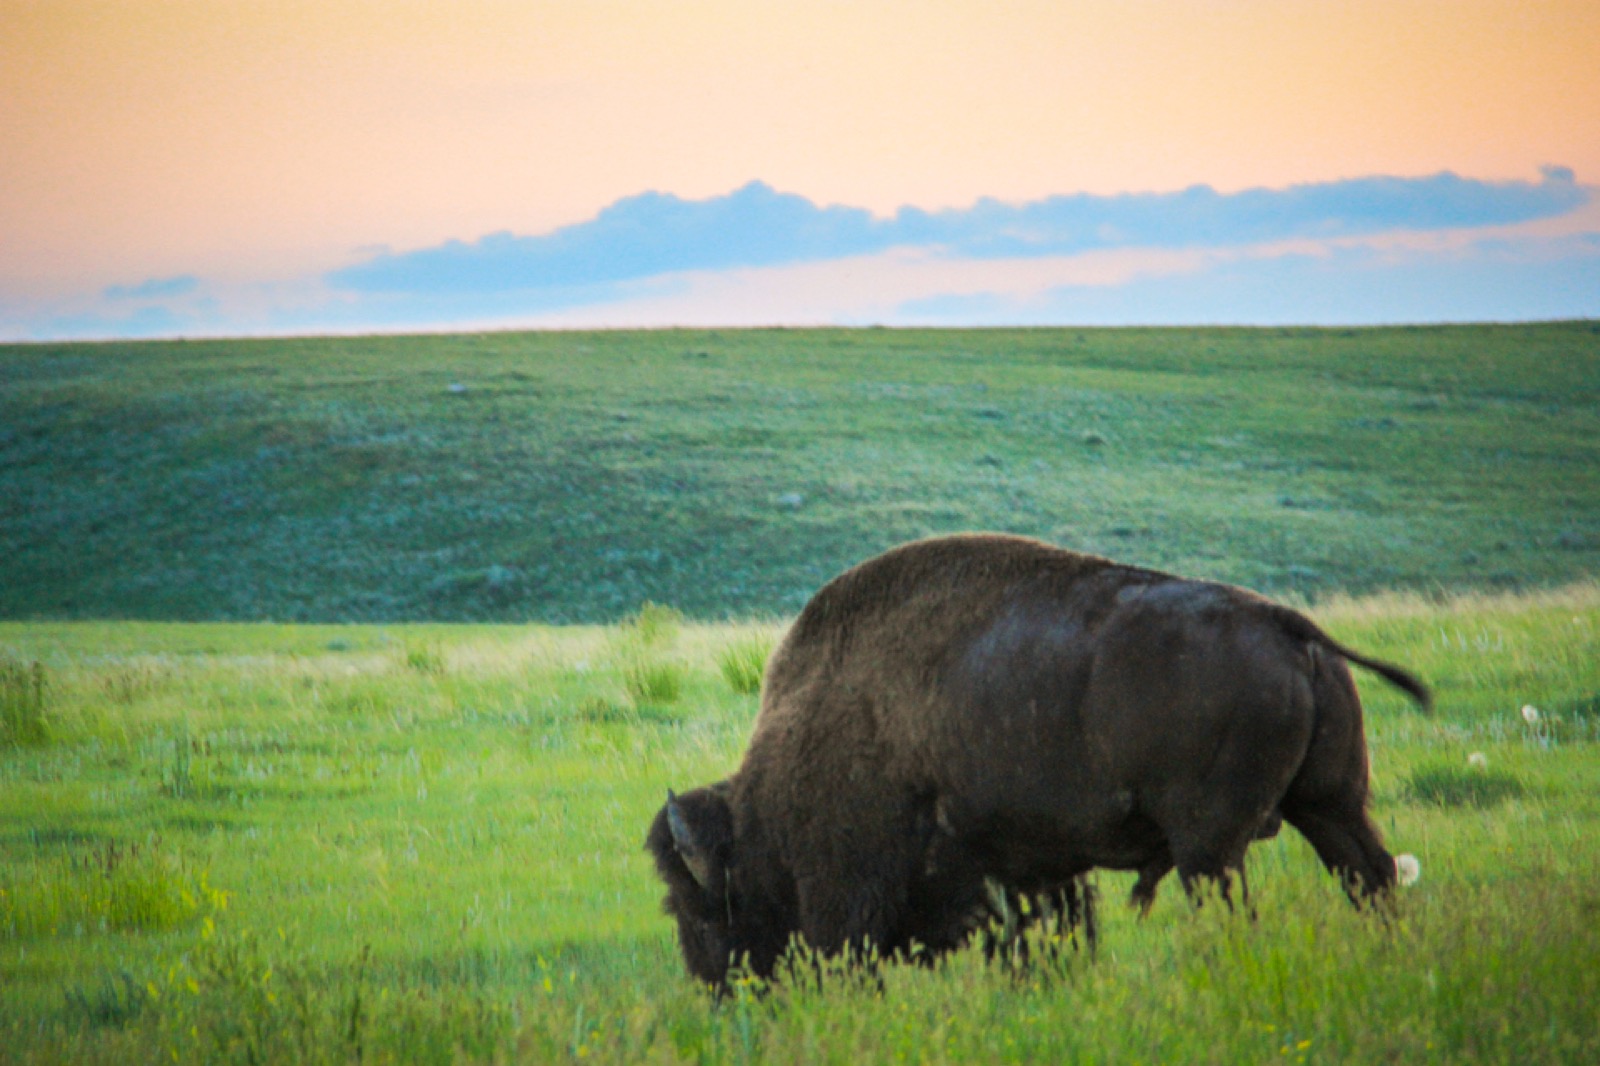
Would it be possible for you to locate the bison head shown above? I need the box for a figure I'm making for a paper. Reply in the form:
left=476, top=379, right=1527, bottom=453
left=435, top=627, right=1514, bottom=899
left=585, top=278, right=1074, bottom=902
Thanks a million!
left=646, top=784, right=740, bottom=986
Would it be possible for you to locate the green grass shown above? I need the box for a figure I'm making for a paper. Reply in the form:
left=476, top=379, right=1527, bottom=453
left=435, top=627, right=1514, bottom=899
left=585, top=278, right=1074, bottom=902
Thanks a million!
left=0, top=587, right=1597, bottom=1063
left=622, top=658, right=686, bottom=708
left=1, top=839, right=227, bottom=939
left=1, top=323, right=1596, bottom=1059
left=717, top=637, right=773, bottom=696
left=1, top=657, right=50, bottom=746
left=1404, top=762, right=1528, bottom=808
left=2, top=324, right=1597, bottom=622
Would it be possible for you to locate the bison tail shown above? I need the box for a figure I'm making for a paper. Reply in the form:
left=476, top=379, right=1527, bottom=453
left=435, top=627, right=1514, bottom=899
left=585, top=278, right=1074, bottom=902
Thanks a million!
left=1271, top=606, right=1433, bottom=713
left=1332, top=645, right=1432, bottom=712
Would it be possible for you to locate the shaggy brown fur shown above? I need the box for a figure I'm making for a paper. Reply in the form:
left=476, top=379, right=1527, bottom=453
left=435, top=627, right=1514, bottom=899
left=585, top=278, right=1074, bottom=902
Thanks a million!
left=648, top=534, right=1429, bottom=987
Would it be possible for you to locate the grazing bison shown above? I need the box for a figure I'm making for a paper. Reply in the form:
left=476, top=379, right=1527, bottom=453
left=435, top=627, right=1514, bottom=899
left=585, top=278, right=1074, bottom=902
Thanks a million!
left=647, top=534, right=1429, bottom=986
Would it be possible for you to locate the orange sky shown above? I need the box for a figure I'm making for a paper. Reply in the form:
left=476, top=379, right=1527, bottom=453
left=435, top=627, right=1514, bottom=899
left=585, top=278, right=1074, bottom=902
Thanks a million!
left=3, top=0, right=1599, bottom=299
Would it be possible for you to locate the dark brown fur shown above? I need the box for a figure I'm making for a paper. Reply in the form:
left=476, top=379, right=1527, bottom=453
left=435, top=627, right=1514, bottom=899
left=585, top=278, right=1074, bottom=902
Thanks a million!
left=648, top=534, right=1429, bottom=987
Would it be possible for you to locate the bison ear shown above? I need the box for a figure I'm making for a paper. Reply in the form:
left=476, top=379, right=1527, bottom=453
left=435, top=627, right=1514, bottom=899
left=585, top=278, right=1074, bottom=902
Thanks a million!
left=666, top=789, right=718, bottom=891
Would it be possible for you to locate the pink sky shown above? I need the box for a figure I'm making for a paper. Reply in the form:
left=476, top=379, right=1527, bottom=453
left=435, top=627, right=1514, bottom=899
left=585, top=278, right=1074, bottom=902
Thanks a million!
left=3, top=0, right=1598, bottom=336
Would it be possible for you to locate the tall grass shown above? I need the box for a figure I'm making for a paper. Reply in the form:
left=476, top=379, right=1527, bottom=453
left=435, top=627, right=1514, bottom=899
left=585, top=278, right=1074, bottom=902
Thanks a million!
left=0, top=589, right=1596, bottom=1062
left=624, top=602, right=684, bottom=649
left=716, top=637, right=771, bottom=696
left=403, top=643, right=447, bottom=675
left=623, top=659, right=686, bottom=708
left=1404, top=761, right=1527, bottom=808
left=1, top=840, right=227, bottom=939
left=0, top=657, right=49, bottom=746
left=613, top=602, right=688, bottom=710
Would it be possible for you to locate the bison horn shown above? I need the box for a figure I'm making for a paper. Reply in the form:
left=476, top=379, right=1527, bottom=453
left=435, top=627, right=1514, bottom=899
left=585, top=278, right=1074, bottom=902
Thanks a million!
left=665, top=789, right=691, bottom=844
left=666, top=790, right=715, bottom=890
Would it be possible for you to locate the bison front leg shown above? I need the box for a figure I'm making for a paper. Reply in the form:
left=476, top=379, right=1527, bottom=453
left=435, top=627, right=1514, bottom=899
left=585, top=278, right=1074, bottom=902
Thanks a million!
left=1035, top=878, right=1098, bottom=959
left=1129, top=854, right=1173, bottom=915
left=980, top=878, right=1098, bottom=968
left=794, top=872, right=907, bottom=970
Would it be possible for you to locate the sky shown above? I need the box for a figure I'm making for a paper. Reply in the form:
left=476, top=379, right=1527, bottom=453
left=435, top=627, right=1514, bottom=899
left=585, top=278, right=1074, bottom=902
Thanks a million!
left=3, top=0, right=1599, bottom=339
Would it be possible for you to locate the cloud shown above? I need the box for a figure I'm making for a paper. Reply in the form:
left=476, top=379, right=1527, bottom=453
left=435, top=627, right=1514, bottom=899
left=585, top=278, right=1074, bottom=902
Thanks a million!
left=103, top=275, right=201, bottom=301
left=329, top=170, right=1588, bottom=299
left=900, top=169, right=1588, bottom=258
left=894, top=231, right=1600, bottom=327
left=266, top=275, right=688, bottom=335
left=8, top=171, right=1591, bottom=341
left=330, top=182, right=883, bottom=294
left=40, top=304, right=190, bottom=339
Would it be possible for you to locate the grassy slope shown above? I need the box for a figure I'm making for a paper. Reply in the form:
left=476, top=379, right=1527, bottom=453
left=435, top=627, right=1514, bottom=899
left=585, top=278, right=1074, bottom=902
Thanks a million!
left=2, top=323, right=1597, bottom=622
left=1, top=589, right=1598, bottom=1063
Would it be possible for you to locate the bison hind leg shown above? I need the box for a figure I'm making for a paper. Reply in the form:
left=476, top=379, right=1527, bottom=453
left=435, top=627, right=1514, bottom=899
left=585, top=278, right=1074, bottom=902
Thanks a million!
left=1282, top=805, right=1396, bottom=904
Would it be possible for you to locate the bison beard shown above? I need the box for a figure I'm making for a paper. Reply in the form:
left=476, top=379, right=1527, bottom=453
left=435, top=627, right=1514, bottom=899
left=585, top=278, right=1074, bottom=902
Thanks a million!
left=647, top=534, right=1429, bottom=987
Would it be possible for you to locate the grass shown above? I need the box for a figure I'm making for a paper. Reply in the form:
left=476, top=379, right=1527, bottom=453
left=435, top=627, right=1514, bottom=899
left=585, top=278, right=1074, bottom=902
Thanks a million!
left=622, top=659, right=686, bottom=708
left=1, top=323, right=1595, bottom=1059
left=623, top=603, right=686, bottom=649
left=402, top=643, right=447, bottom=676
left=0, top=586, right=1596, bottom=1062
left=1, top=657, right=50, bottom=746
left=1, top=838, right=227, bottom=939
left=1403, top=761, right=1528, bottom=808
left=1, top=324, right=1597, bottom=623
left=717, top=637, right=772, bottom=696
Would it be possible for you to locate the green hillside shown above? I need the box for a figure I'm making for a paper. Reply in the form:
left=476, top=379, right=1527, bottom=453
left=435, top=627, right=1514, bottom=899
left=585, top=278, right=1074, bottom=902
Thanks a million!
left=3, top=324, right=1597, bottom=621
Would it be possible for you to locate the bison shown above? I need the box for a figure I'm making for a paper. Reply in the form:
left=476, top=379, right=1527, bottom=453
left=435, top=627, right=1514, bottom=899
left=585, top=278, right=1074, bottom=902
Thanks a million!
left=647, top=534, right=1429, bottom=987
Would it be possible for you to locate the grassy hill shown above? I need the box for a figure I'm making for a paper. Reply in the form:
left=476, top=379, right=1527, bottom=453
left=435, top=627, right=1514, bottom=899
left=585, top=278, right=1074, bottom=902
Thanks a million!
left=2, top=323, right=1597, bottom=621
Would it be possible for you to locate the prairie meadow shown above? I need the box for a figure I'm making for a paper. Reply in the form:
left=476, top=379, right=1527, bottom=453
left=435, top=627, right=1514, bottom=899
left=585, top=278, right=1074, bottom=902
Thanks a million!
left=2, top=324, right=1597, bottom=1062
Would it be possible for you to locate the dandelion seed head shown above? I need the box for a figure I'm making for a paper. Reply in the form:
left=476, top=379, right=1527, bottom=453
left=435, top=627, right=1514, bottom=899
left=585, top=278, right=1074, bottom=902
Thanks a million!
left=1395, top=853, right=1421, bottom=887
left=1467, top=752, right=1488, bottom=769
left=1521, top=704, right=1540, bottom=724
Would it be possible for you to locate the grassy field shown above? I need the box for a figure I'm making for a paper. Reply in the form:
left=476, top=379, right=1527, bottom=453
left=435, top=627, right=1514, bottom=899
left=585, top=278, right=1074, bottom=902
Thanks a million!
left=2, top=587, right=1598, bottom=1063
left=2, top=323, right=1597, bottom=622
left=2, top=324, right=1596, bottom=1061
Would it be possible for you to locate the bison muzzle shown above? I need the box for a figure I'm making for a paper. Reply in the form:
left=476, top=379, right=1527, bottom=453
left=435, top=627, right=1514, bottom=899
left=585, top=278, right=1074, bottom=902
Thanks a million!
left=648, top=534, right=1429, bottom=987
